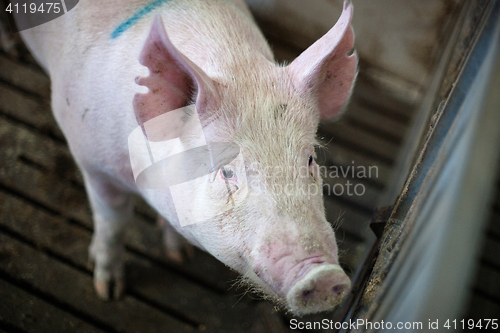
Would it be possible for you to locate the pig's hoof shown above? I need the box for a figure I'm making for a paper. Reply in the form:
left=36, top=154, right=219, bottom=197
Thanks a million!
left=166, top=244, right=194, bottom=264
left=94, top=278, right=125, bottom=300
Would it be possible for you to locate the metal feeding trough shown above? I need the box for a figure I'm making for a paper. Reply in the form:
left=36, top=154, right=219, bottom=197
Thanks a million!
left=340, top=1, right=500, bottom=331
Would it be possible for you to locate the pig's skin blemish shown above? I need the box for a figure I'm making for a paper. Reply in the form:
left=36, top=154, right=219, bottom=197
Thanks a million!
left=273, top=103, right=287, bottom=120
left=81, top=108, right=89, bottom=120
left=111, top=0, right=171, bottom=39
left=66, top=98, right=70, bottom=106
left=214, top=81, right=228, bottom=88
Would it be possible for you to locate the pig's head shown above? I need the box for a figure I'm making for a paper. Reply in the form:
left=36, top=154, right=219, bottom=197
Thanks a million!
left=133, top=2, right=357, bottom=316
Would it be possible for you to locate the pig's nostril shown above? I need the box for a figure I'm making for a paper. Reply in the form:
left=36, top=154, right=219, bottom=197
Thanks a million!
left=287, top=265, right=351, bottom=315
left=302, top=289, right=314, bottom=300
left=332, top=284, right=348, bottom=297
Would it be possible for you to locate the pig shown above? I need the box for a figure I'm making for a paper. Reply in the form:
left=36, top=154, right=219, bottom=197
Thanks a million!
left=18, top=0, right=357, bottom=315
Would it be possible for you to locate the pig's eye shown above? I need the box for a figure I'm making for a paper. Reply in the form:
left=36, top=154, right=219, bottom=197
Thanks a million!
left=308, top=155, right=318, bottom=179
left=220, top=167, right=237, bottom=181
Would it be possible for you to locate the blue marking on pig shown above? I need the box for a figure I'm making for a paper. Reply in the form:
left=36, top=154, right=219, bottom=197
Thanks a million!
left=111, top=0, right=169, bottom=39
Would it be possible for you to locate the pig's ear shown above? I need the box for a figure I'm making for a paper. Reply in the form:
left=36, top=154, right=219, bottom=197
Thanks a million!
left=287, top=2, right=357, bottom=119
left=133, top=16, right=217, bottom=129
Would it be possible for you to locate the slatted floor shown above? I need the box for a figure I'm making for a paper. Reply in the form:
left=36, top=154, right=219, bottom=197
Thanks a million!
left=0, top=36, right=416, bottom=332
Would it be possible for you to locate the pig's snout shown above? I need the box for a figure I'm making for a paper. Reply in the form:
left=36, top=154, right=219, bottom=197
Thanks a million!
left=287, top=264, right=350, bottom=316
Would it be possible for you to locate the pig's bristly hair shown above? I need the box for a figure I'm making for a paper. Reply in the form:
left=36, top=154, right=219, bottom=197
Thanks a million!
left=233, top=270, right=288, bottom=311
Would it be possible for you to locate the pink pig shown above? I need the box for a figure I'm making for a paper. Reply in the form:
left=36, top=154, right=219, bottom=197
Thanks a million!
left=19, top=0, right=357, bottom=315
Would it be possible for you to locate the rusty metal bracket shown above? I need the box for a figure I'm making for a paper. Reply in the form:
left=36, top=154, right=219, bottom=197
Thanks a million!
left=370, top=205, right=395, bottom=238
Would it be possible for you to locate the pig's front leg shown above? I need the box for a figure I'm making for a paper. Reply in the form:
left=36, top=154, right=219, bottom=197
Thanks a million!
left=83, top=171, right=133, bottom=300
left=158, top=216, right=194, bottom=264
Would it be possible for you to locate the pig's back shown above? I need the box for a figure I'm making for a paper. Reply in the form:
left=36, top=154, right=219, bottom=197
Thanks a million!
left=21, top=0, right=271, bottom=78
